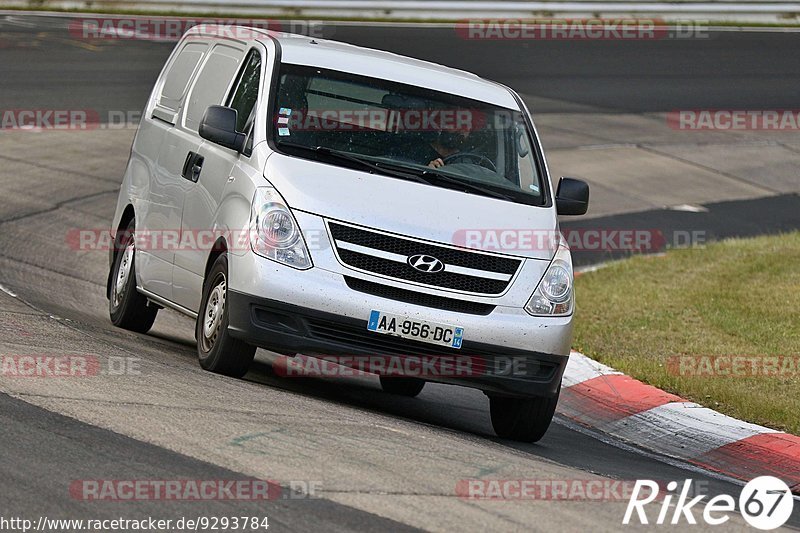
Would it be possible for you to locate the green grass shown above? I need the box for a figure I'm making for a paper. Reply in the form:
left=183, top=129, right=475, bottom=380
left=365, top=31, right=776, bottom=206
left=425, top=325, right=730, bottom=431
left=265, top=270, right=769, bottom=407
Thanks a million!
left=573, top=232, right=800, bottom=434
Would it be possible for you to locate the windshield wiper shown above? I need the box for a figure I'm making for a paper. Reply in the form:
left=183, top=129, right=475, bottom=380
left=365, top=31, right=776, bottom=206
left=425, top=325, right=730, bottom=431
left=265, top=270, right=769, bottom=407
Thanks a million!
left=277, top=142, right=431, bottom=185
left=375, top=159, right=516, bottom=201
left=277, top=142, right=514, bottom=201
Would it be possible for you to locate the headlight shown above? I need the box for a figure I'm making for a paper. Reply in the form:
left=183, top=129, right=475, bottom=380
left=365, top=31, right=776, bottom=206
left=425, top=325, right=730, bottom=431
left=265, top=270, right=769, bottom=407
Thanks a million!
left=525, top=239, right=574, bottom=316
left=250, top=187, right=312, bottom=269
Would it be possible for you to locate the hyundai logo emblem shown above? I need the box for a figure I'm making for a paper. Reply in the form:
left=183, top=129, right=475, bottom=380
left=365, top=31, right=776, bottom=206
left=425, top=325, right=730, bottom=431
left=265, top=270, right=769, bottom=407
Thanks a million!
left=408, top=254, right=445, bottom=273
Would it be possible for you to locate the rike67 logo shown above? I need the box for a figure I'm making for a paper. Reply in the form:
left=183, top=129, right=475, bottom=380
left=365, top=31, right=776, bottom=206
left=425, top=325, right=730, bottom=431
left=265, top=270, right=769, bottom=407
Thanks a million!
left=624, top=477, right=794, bottom=529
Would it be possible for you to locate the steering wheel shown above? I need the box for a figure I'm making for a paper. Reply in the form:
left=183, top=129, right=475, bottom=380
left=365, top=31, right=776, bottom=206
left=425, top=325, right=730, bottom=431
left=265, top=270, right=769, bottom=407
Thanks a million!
left=443, top=152, right=497, bottom=172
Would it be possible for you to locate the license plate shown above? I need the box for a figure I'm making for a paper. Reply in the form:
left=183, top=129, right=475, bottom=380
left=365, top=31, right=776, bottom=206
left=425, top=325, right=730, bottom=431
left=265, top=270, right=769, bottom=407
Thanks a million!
left=367, top=310, right=464, bottom=349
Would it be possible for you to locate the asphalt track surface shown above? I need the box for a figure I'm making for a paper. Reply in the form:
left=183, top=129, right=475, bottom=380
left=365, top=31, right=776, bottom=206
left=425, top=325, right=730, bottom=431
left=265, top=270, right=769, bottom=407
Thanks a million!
left=0, top=13, right=799, bottom=531
left=4, top=16, right=800, bottom=116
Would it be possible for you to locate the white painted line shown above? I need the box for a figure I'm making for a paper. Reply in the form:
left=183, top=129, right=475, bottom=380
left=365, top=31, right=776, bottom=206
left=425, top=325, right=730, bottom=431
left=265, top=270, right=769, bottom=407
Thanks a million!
left=669, top=203, right=709, bottom=213
left=575, top=262, right=614, bottom=276
left=602, top=401, right=777, bottom=458
left=1, top=15, right=36, bottom=27
left=563, top=350, right=622, bottom=387
left=576, top=143, right=638, bottom=151
left=574, top=254, right=667, bottom=277
left=562, top=351, right=799, bottom=489
left=554, top=415, right=753, bottom=489
left=0, top=283, right=18, bottom=298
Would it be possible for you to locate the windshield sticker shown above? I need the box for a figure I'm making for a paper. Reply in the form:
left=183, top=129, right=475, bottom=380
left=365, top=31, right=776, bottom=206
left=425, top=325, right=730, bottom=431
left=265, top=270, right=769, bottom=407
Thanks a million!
left=279, top=108, right=292, bottom=116
left=278, top=127, right=291, bottom=137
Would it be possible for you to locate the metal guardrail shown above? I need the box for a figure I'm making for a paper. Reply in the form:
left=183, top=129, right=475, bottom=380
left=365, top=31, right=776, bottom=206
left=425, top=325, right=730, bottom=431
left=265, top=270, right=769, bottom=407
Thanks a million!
left=3, top=0, right=799, bottom=22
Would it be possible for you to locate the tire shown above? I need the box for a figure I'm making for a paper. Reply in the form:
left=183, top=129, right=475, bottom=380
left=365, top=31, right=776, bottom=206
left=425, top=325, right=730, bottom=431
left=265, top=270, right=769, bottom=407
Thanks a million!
left=109, top=219, right=158, bottom=333
left=196, top=254, right=256, bottom=378
left=489, top=389, right=559, bottom=442
left=379, top=376, right=425, bottom=397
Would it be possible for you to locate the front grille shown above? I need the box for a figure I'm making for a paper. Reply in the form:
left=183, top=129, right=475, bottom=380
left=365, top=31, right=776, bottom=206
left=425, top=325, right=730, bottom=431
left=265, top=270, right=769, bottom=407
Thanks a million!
left=344, top=276, right=496, bottom=316
left=328, top=222, right=522, bottom=295
left=338, top=250, right=509, bottom=294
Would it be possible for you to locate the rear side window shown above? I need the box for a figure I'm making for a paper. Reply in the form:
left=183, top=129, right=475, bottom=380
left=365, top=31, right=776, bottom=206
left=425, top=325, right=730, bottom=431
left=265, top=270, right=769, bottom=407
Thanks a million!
left=184, top=44, right=245, bottom=131
left=157, top=42, right=208, bottom=115
left=227, top=49, right=262, bottom=133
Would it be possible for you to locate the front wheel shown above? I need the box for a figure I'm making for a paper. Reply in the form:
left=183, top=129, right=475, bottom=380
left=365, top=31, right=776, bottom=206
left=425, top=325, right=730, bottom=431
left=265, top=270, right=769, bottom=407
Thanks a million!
left=379, top=376, right=425, bottom=397
left=109, top=220, right=158, bottom=333
left=489, top=390, right=559, bottom=442
left=196, top=255, right=256, bottom=378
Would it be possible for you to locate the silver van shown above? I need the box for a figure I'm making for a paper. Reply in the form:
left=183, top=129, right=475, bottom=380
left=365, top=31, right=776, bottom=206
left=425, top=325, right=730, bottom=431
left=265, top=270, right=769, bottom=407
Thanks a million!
left=107, top=25, right=589, bottom=442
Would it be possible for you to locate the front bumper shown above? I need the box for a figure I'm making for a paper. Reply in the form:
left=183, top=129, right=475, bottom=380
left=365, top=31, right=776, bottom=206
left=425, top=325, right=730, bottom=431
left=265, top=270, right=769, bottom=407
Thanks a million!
left=228, top=291, right=568, bottom=398
left=228, top=246, right=574, bottom=355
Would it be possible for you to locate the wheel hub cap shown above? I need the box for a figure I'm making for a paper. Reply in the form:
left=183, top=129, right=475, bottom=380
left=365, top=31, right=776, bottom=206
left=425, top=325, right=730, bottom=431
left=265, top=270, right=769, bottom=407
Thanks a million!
left=203, top=279, right=226, bottom=347
left=112, top=242, right=134, bottom=308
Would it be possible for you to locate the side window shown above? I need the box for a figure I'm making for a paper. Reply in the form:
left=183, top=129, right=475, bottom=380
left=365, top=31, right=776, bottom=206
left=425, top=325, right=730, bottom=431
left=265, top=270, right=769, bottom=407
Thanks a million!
left=227, top=49, right=262, bottom=133
left=184, top=44, right=245, bottom=132
left=156, top=42, right=208, bottom=116
left=516, top=135, right=539, bottom=194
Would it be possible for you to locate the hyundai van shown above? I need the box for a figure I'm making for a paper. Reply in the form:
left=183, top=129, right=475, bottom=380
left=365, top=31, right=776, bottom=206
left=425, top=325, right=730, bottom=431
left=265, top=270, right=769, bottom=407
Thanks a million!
left=107, top=25, right=590, bottom=442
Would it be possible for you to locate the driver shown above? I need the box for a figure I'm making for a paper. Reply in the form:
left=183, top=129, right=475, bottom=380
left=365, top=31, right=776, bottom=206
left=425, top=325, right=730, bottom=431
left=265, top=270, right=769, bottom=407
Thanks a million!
left=426, top=129, right=469, bottom=169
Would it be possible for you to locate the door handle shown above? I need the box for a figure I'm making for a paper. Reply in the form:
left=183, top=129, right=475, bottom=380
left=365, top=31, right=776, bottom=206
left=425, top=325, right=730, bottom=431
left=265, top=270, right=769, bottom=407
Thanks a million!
left=181, top=151, right=204, bottom=183
left=191, top=155, right=204, bottom=182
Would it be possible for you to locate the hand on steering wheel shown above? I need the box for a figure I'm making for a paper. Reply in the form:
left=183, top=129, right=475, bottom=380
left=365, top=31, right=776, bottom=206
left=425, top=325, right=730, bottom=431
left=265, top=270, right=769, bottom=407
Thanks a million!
left=442, top=152, right=497, bottom=172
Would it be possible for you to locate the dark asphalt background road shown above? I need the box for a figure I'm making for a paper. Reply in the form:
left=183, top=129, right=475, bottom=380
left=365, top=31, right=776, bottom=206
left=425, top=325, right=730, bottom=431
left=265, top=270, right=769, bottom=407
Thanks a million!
left=0, top=392, right=420, bottom=532
left=1, top=13, right=799, bottom=530
left=3, top=18, right=800, bottom=115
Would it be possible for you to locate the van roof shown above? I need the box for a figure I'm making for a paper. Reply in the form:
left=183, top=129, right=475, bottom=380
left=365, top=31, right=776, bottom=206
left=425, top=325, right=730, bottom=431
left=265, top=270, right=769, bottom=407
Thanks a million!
left=186, top=25, right=521, bottom=110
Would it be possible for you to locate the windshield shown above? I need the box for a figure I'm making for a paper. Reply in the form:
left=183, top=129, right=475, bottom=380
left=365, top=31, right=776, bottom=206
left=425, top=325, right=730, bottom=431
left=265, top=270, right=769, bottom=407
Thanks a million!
left=270, top=64, right=546, bottom=206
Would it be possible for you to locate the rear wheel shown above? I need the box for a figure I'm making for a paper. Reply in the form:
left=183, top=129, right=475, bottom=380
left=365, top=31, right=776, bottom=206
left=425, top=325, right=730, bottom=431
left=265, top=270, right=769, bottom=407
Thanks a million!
left=196, top=254, right=256, bottom=378
left=379, top=377, right=425, bottom=397
left=109, top=220, right=158, bottom=333
left=489, top=390, right=559, bottom=442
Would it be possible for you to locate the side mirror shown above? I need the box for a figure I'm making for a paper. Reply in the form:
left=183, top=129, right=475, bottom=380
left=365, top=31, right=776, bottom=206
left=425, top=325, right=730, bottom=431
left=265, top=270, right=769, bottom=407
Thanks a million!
left=199, top=105, right=246, bottom=152
left=555, top=177, right=589, bottom=216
